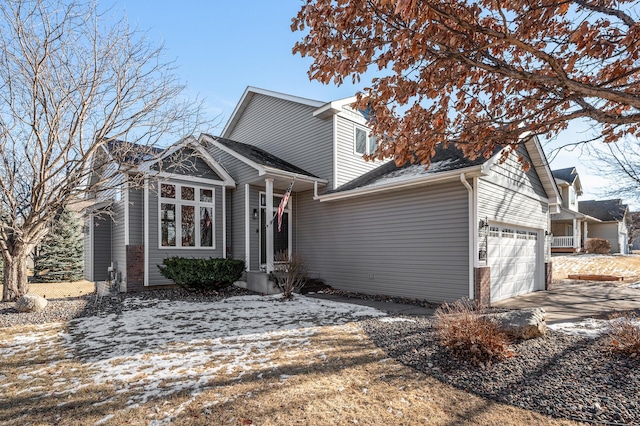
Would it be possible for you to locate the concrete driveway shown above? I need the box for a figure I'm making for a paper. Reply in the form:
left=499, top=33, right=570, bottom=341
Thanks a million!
left=492, top=280, right=640, bottom=324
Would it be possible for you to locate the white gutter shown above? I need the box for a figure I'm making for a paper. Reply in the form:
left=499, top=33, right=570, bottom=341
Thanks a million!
left=460, top=173, right=475, bottom=300
left=261, top=167, right=328, bottom=185
left=316, top=166, right=485, bottom=202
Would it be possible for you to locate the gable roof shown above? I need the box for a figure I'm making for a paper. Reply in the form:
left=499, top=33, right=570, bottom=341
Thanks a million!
left=202, top=134, right=323, bottom=181
left=552, top=166, right=583, bottom=195
left=103, top=139, right=165, bottom=165
left=221, top=87, right=325, bottom=138
left=578, top=199, right=628, bottom=222
left=330, top=144, right=498, bottom=193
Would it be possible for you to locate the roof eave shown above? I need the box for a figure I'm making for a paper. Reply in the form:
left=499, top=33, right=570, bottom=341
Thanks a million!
left=316, top=165, right=485, bottom=202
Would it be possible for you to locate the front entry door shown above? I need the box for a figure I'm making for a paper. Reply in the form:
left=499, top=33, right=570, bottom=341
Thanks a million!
left=259, top=193, right=291, bottom=269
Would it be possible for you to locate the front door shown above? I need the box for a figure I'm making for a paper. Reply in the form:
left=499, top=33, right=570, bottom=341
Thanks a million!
left=259, top=192, right=291, bottom=269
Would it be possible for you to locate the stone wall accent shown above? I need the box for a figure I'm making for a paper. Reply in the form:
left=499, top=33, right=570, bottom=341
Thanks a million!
left=126, top=245, right=144, bottom=292
left=545, top=261, right=553, bottom=290
left=474, top=266, right=491, bottom=308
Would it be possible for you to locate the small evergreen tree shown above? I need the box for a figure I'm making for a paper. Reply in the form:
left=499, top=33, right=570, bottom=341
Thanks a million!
left=34, top=209, right=84, bottom=282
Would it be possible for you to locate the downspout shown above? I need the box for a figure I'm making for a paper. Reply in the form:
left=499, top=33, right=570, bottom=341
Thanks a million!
left=460, top=173, right=475, bottom=299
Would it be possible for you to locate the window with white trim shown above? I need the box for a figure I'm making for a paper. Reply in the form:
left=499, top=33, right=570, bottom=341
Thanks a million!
left=354, top=126, right=377, bottom=155
left=159, top=182, right=214, bottom=248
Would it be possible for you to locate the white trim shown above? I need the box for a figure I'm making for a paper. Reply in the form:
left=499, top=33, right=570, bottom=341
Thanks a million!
left=261, top=167, right=328, bottom=184
left=124, top=179, right=130, bottom=246
left=316, top=166, right=485, bottom=202
left=153, top=171, right=228, bottom=187
left=333, top=114, right=338, bottom=190
left=222, top=187, right=226, bottom=259
left=144, top=178, right=149, bottom=286
left=222, top=86, right=324, bottom=137
left=265, top=178, right=274, bottom=273
left=313, top=95, right=357, bottom=119
left=244, top=184, right=251, bottom=270
left=353, top=124, right=375, bottom=156
left=157, top=182, right=216, bottom=250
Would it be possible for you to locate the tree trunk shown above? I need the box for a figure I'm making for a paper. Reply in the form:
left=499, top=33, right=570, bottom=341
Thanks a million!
left=2, top=249, right=29, bottom=301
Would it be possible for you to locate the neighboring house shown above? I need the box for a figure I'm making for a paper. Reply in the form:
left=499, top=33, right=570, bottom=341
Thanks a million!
left=85, top=86, right=563, bottom=305
left=549, top=167, right=602, bottom=253
left=578, top=199, right=630, bottom=254
left=550, top=167, right=629, bottom=254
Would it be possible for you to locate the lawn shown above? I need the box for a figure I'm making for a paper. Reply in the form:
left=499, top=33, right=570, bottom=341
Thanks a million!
left=0, top=294, right=580, bottom=426
left=552, top=254, right=640, bottom=280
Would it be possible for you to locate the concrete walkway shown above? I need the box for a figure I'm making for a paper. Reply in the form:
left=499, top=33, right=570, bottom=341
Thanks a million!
left=308, top=293, right=435, bottom=316
left=493, top=280, right=640, bottom=324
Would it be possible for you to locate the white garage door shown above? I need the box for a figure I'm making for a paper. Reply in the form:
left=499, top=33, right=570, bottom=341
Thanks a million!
left=488, top=225, right=541, bottom=302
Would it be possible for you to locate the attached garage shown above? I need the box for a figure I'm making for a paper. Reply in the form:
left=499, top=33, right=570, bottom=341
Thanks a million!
left=488, top=224, right=544, bottom=302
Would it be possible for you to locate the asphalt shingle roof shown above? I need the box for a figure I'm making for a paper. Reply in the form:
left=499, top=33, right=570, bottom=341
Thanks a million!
left=578, top=199, right=628, bottom=222
left=330, top=144, right=499, bottom=193
left=552, top=167, right=578, bottom=184
left=105, top=139, right=165, bottom=165
left=209, top=136, right=319, bottom=178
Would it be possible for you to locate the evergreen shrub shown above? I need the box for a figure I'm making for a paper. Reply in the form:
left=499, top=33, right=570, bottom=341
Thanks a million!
left=158, top=257, right=245, bottom=290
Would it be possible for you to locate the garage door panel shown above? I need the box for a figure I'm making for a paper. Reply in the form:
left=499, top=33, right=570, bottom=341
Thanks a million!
left=489, top=225, right=541, bottom=302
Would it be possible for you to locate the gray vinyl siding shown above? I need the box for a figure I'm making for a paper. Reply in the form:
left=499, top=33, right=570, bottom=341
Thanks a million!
left=478, top=179, right=549, bottom=230
left=129, top=188, right=144, bottom=245
left=92, top=213, right=112, bottom=281
left=489, top=144, right=546, bottom=199
left=335, top=116, right=387, bottom=187
left=152, top=148, right=222, bottom=181
left=111, top=201, right=126, bottom=283
left=295, top=182, right=470, bottom=302
left=146, top=178, right=224, bottom=285
left=225, top=93, right=334, bottom=186
left=83, top=216, right=92, bottom=281
left=206, top=144, right=261, bottom=262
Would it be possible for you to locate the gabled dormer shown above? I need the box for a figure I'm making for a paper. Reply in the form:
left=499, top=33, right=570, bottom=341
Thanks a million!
left=220, top=86, right=386, bottom=191
left=552, top=167, right=583, bottom=211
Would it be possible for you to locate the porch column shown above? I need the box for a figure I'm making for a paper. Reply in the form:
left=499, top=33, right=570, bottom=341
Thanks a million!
left=583, top=221, right=589, bottom=246
left=265, top=178, right=274, bottom=273
left=572, top=218, right=578, bottom=249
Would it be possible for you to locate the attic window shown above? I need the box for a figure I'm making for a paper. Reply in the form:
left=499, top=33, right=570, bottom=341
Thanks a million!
left=354, top=126, right=377, bottom=156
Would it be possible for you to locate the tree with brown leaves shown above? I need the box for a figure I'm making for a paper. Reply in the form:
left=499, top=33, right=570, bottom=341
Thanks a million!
left=292, top=0, right=640, bottom=167
left=0, top=0, right=208, bottom=300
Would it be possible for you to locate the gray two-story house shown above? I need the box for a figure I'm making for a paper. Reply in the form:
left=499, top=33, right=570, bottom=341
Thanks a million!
left=85, top=87, right=561, bottom=305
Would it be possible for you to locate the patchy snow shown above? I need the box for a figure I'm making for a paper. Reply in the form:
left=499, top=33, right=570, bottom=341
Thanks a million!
left=549, top=316, right=640, bottom=338
left=629, top=282, right=640, bottom=289
left=1, top=294, right=385, bottom=421
left=378, top=317, right=417, bottom=323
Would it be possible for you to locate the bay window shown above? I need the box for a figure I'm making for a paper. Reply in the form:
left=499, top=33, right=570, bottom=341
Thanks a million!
left=159, top=182, right=215, bottom=248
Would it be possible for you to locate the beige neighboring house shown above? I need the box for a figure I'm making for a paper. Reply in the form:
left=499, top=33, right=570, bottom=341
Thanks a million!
left=550, top=167, right=629, bottom=254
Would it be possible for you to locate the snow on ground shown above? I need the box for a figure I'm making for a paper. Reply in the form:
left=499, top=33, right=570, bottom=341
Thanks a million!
left=552, top=254, right=640, bottom=278
left=0, top=294, right=386, bottom=423
left=549, top=316, right=640, bottom=338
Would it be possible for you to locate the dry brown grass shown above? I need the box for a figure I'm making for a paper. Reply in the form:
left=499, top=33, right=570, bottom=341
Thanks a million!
left=0, top=321, right=583, bottom=426
left=28, top=280, right=95, bottom=299
left=605, top=311, right=640, bottom=357
left=435, top=299, right=512, bottom=365
left=552, top=254, right=640, bottom=280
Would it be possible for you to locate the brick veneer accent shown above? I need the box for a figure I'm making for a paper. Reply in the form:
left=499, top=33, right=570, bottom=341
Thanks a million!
left=126, top=245, right=144, bottom=292
left=474, top=266, right=491, bottom=308
left=545, top=261, right=553, bottom=290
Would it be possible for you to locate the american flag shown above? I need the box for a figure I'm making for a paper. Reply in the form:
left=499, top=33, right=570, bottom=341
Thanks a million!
left=277, top=180, right=294, bottom=232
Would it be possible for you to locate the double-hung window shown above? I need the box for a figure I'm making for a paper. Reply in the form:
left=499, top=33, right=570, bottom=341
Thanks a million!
left=354, top=126, right=377, bottom=156
left=159, top=182, right=214, bottom=248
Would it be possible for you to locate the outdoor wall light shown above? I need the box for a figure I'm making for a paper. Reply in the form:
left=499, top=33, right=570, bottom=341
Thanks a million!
left=479, top=218, right=489, bottom=229
left=253, top=208, right=258, bottom=220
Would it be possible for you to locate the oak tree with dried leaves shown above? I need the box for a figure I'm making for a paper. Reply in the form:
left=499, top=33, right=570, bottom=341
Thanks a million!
left=292, top=0, right=640, bottom=167
left=0, top=0, right=206, bottom=300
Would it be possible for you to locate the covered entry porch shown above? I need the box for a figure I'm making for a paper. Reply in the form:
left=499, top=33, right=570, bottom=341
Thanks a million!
left=550, top=209, right=601, bottom=253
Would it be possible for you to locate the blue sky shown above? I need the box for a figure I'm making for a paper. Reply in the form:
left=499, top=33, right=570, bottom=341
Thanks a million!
left=110, top=1, right=631, bottom=208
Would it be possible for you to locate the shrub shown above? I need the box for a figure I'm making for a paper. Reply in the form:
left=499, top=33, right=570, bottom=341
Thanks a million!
left=158, top=257, right=245, bottom=291
left=606, top=311, right=640, bottom=357
left=585, top=238, right=611, bottom=254
left=271, top=252, right=307, bottom=300
left=434, top=298, right=512, bottom=365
